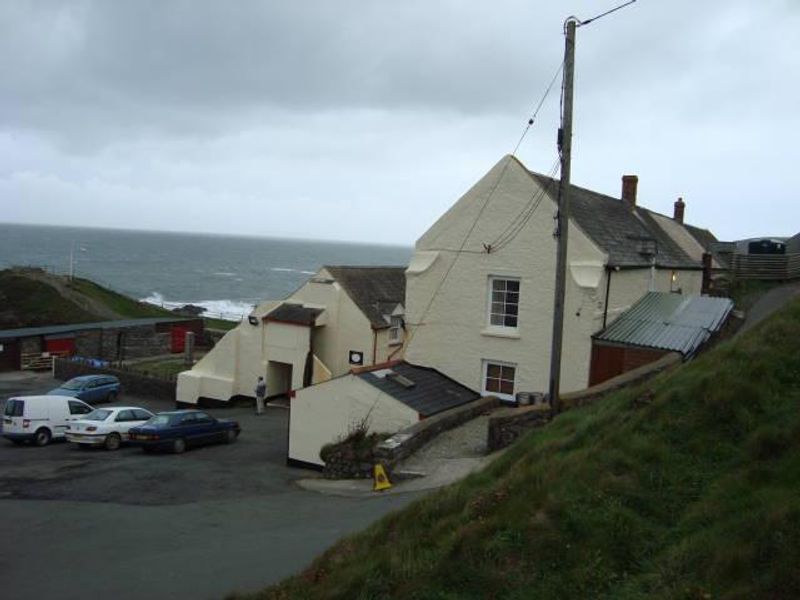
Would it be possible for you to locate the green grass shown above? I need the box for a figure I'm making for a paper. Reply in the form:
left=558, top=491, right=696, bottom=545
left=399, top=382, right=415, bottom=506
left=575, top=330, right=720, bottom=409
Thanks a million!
left=239, top=298, right=800, bottom=600
left=67, top=277, right=174, bottom=318
left=726, top=278, right=782, bottom=311
left=204, top=317, right=240, bottom=331
left=0, top=270, right=99, bottom=328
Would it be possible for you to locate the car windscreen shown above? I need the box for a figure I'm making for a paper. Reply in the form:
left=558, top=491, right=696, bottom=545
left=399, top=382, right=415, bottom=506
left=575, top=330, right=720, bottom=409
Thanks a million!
left=85, top=409, right=112, bottom=421
left=145, top=415, right=172, bottom=426
left=4, top=399, right=24, bottom=416
left=61, top=379, right=84, bottom=390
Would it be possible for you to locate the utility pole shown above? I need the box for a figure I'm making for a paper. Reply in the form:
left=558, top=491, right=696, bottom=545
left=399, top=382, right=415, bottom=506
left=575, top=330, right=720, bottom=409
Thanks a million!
left=547, top=18, right=577, bottom=411
left=69, top=241, right=75, bottom=280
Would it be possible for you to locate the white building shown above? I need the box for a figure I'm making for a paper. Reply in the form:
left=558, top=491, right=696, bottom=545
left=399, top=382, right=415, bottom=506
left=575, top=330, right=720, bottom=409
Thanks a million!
left=403, top=155, right=715, bottom=400
left=177, top=266, right=406, bottom=405
left=288, top=361, right=479, bottom=468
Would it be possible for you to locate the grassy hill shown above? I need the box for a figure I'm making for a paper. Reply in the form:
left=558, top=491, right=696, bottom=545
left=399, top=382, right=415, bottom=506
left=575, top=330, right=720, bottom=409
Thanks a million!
left=0, top=267, right=174, bottom=329
left=246, top=298, right=800, bottom=599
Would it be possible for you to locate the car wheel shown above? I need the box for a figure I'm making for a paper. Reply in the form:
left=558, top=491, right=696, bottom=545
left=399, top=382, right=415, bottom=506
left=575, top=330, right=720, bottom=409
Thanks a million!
left=34, top=428, right=52, bottom=447
left=105, top=433, right=122, bottom=451
left=224, top=429, right=238, bottom=444
left=107, top=391, right=118, bottom=403
left=172, top=438, right=186, bottom=454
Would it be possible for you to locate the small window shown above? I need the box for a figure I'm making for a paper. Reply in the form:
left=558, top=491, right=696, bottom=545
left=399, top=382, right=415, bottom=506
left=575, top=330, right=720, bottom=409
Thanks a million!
left=488, top=277, right=520, bottom=328
left=132, top=409, right=153, bottom=421
left=194, top=412, right=213, bottom=423
left=115, top=410, right=135, bottom=422
left=180, top=413, right=197, bottom=425
left=388, top=315, right=403, bottom=344
left=482, top=361, right=517, bottom=401
left=69, top=400, right=92, bottom=415
left=4, top=399, right=24, bottom=417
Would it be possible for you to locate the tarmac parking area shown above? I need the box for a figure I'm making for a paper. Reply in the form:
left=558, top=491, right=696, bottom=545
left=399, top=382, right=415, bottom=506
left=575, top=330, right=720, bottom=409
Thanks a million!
left=0, top=373, right=419, bottom=599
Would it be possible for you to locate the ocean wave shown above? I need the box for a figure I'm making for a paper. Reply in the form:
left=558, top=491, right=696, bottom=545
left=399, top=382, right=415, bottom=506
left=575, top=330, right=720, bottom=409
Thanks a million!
left=141, top=293, right=254, bottom=321
left=270, top=267, right=317, bottom=276
left=213, top=271, right=237, bottom=277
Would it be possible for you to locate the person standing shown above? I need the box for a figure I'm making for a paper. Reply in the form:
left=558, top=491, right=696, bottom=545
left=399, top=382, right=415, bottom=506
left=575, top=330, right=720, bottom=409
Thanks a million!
left=255, top=376, right=267, bottom=415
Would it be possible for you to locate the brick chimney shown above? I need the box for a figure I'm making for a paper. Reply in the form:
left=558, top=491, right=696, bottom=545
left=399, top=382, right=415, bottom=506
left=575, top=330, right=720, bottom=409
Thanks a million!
left=673, top=197, right=685, bottom=224
left=621, top=175, right=638, bottom=209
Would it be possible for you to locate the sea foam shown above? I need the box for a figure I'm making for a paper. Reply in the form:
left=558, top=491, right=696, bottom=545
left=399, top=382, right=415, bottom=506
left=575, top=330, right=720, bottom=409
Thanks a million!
left=141, top=292, right=255, bottom=321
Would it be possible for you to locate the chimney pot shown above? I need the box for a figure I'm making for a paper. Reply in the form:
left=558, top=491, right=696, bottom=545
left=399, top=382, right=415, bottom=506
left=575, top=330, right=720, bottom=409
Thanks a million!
left=673, top=197, right=685, bottom=224
left=621, top=175, right=638, bottom=209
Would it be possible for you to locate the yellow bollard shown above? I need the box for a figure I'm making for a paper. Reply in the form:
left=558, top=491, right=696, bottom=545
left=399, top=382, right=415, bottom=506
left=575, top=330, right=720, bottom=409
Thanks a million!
left=373, top=463, right=392, bottom=492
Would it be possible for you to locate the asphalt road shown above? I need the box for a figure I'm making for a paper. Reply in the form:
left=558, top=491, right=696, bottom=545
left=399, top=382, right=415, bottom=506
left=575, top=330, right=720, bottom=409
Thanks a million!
left=0, top=373, right=420, bottom=599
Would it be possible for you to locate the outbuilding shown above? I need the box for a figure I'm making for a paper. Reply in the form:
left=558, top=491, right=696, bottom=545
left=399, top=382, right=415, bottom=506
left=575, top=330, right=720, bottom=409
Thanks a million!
left=0, top=317, right=204, bottom=371
left=589, top=292, right=734, bottom=386
left=287, top=360, right=479, bottom=469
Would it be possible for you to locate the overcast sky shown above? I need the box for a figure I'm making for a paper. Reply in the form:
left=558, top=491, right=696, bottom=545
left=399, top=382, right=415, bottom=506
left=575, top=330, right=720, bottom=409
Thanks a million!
left=2, top=0, right=798, bottom=245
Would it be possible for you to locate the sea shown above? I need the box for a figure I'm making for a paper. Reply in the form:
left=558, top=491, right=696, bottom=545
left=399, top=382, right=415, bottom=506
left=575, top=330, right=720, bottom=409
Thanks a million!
left=0, top=223, right=412, bottom=321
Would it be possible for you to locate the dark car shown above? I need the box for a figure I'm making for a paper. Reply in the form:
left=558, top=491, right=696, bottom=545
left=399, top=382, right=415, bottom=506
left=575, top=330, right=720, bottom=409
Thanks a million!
left=128, top=410, right=240, bottom=454
left=48, top=375, right=121, bottom=404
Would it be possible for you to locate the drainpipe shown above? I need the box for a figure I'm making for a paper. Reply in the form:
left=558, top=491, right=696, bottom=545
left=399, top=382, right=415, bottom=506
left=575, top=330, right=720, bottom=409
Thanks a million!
left=371, top=327, right=377, bottom=365
left=602, top=267, right=613, bottom=329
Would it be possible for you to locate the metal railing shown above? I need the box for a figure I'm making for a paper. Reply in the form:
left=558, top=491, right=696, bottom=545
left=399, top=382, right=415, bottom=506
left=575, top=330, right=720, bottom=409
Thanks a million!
left=20, top=350, right=70, bottom=371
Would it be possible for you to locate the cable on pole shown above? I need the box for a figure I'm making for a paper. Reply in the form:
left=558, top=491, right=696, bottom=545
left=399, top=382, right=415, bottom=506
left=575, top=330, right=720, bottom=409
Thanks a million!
left=571, top=0, right=637, bottom=29
left=512, top=61, right=565, bottom=156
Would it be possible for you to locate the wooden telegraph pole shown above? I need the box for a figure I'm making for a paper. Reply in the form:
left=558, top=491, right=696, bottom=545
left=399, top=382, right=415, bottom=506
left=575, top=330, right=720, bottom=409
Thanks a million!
left=547, top=18, right=577, bottom=411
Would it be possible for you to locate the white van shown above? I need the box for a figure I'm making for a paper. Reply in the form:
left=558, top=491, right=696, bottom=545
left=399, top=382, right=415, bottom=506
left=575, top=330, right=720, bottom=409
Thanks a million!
left=3, top=395, right=94, bottom=446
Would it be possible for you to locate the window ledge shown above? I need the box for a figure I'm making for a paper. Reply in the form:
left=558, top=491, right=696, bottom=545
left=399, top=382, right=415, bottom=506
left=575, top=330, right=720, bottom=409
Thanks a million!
left=388, top=340, right=404, bottom=347
left=481, top=327, right=521, bottom=340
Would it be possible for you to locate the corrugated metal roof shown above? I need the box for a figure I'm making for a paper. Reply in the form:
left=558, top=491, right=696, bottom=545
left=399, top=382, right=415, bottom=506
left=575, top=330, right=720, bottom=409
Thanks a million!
left=594, top=292, right=734, bottom=356
left=0, top=317, right=195, bottom=341
left=358, top=361, right=479, bottom=417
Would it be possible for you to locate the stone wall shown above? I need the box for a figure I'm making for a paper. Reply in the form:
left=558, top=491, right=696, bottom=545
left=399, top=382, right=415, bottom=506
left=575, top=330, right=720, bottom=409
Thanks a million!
left=320, top=440, right=381, bottom=479
left=54, top=358, right=177, bottom=404
left=74, top=325, right=172, bottom=361
left=487, top=404, right=552, bottom=452
left=487, top=352, right=682, bottom=451
left=374, top=396, right=501, bottom=468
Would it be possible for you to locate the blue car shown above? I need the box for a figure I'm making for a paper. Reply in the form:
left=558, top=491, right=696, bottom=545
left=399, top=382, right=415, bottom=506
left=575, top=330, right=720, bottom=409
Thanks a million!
left=128, top=410, right=241, bottom=454
left=48, top=375, right=121, bottom=404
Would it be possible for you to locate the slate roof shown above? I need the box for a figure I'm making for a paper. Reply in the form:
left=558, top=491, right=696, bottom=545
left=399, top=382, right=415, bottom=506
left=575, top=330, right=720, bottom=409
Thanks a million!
left=684, top=224, right=718, bottom=252
left=324, top=266, right=406, bottom=329
left=0, top=317, right=195, bottom=341
left=528, top=171, right=704, bottom=269
left=265, top=303, right=323, bottom=326
left=594, top=292, right=734, bottom=357
left=358, top=361, right=480, bottom=417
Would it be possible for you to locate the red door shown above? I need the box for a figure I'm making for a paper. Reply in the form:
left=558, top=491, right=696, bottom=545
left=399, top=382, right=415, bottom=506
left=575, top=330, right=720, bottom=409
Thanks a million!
left=171, top=327, right=189, bottom=353
left=45, top=337, right=76, bottom=355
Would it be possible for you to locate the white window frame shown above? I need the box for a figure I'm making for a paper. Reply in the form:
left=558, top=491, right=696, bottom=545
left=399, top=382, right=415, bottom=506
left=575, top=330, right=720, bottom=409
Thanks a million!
left=487, top=276, right=520, bottom=329
left=388, top=315, right=403, bottom=345
left=482, top=359, right=517, bottom=402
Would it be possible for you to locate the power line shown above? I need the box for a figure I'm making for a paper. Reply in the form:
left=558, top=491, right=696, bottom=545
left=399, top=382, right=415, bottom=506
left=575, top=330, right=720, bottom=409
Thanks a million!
left=488, top=158, right=560, bottom=253
left=573, top=0, right=638, bottom=28
left=512, top=61, right=565, bottom=156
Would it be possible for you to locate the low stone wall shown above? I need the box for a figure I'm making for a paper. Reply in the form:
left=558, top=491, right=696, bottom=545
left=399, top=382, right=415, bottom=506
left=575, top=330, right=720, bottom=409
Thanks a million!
left=487, top=404, right=552, bottom=452
left=560, top=352, right=681, bottom=410
left=54, top=358, right=177, bottom=404
left=321, top=446, right=378, bottom=480
left=487, top=352, right=682, bottom=451
left=374, top=396, right=501, bottom=468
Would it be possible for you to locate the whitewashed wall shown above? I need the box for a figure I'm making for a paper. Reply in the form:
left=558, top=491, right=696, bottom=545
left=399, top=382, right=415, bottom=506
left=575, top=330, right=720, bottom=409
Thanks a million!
left=288, top=375, right=418, bottom=467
